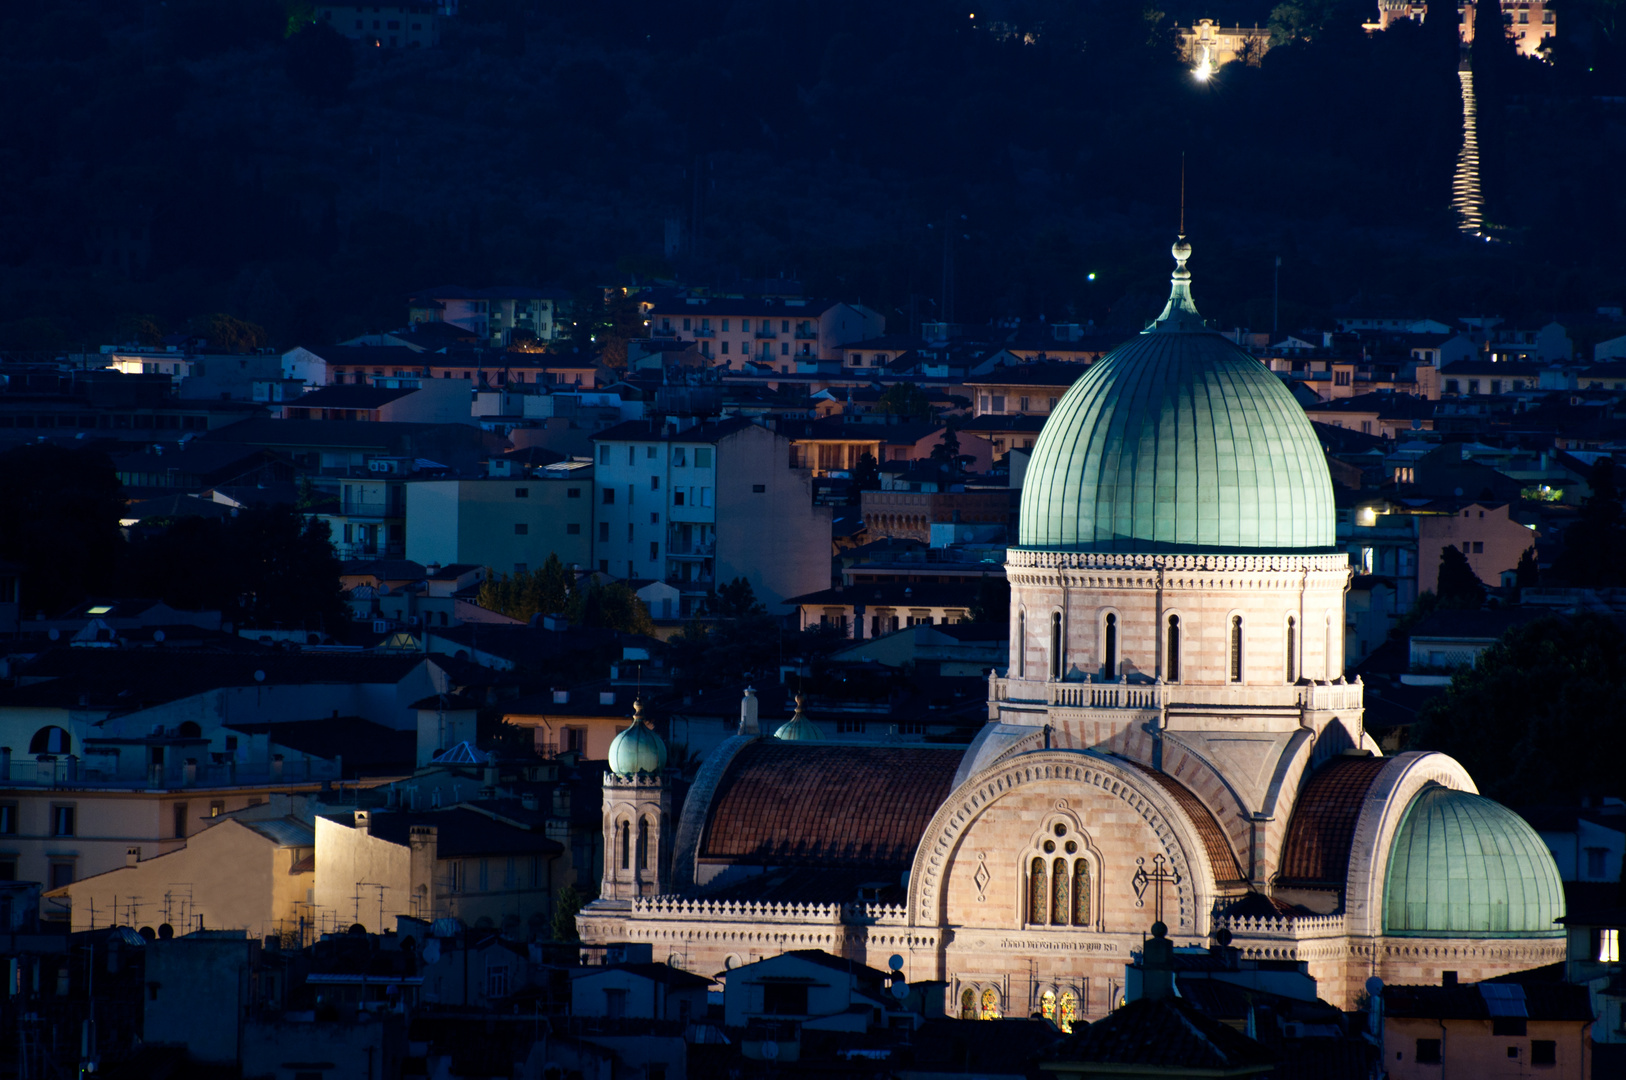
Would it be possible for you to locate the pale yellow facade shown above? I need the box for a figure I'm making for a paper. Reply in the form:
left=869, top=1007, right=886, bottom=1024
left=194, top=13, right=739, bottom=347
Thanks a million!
left=48, top=817, right=312, bottom=939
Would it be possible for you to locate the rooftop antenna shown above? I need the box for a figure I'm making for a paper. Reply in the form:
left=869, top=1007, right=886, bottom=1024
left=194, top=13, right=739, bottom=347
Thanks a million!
left=1179, top=152, right=1187, bottom=237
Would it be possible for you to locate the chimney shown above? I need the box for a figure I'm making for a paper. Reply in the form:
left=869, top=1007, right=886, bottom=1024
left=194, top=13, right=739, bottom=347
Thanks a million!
left=521, top=791, right=539, bottom=812
left=1139, top=922, right=1176, bottom=1001
left=355, top=810, right=370, bottom=835
left=126, top=847, right=140, bottom=868
left=738, top=686, right=760, bottom=735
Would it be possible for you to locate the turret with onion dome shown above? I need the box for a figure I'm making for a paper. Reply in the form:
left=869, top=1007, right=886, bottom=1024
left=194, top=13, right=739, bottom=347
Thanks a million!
left=774, top=693, right=826, bottom=741
left=599, top=699, right=671, bottom=901
left=607, top=700, right=667, bottom=777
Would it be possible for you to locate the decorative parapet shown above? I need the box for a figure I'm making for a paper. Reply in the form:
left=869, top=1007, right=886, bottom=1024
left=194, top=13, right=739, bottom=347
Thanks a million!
left=1213, top=912, right=1347, bottom=939
left=1007, top=549, right=1351, bottom=574
left=625, top=896, right=912, bottom=928
left=630, top=896, right=844, bottom=924
left=604, top=772, right=665, bottom=791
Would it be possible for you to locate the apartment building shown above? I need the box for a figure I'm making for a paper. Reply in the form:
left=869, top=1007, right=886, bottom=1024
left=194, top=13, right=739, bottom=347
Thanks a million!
left=646, top=298, right=882, bottom=370
left=590, top=419, right=831, bottom=613
left=407, top=285, right=574, bottom=345
left=313, top=2, right=442, bottom=49
left=405, top=462, right=594, bottom=576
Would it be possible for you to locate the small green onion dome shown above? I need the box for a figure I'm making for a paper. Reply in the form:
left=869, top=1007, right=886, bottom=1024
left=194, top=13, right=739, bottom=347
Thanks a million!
left=774, top=694, right=826, bottom=742
left=1383, top=784, right=1565, bottom=938
left=607, top=700, right=667, bottom=776
left=1017, top=237, right=1336, bottom=553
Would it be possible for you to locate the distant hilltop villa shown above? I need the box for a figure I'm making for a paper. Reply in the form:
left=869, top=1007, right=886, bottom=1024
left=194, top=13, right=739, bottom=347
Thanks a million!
left=1178, top=2, right=1556, bottom=76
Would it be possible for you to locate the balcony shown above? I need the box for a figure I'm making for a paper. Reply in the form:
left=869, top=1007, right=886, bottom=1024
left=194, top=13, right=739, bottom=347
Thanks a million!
left=665, top=542, right=715, bottom=560
left=755, top=327, right=778, bottom=339
left=652, top=327, right=677, bottom=338
left=2, top=754, right=337, bottom=790
left=795, top=327, right=819, bottom=340
left=693, top=327, right=714, bottom=338
left=337, top=499, right=401, bottom=520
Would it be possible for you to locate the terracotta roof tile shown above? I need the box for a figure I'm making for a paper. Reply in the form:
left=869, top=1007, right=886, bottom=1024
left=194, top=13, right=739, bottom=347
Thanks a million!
left=699, top=742, right=963, bottom=870
left=1277, top=755, right=1390, bottom=886
left=1123, top=760, right=1248, bottom=888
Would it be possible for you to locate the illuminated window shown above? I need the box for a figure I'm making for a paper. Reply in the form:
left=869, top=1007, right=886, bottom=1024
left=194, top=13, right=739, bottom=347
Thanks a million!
left=1598, top=928, right=1620, bottom=963
left=980, top=988, right=1001, bottom=1019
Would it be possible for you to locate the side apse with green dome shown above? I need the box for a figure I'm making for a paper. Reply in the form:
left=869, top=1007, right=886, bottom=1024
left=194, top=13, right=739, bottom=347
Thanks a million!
left=1383, top=784, right=1566, bottom=938
left=1017, top=238, right=1336, bottom=553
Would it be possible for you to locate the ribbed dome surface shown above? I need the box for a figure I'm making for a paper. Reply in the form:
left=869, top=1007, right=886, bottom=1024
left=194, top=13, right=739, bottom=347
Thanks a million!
left=1018, top=242, right=1335, bottom=552
left=1383, top=784, right=1565, bottom=938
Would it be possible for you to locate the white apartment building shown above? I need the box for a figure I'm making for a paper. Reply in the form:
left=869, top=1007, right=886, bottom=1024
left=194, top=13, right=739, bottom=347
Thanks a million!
left=645, top=298, right=883, bottom=370
left=590, top=419, right=831, bottom=615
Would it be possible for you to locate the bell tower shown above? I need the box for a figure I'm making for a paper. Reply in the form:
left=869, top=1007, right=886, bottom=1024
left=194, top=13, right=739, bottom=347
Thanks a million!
left=599, top=701, right=671, bottom=901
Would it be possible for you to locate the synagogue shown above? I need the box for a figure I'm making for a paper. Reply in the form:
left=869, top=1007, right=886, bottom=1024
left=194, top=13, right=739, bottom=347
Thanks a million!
left=578, top=236, right=1567, bottom=1022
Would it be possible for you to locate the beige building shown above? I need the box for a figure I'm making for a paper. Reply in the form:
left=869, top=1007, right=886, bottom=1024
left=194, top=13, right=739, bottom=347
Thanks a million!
left=314, top=806, right=564, bottom=937
left=1372, top=2, right=1556, bottom=59
left=1416, top=501, right=1535, bottom=592
left=579, top=238, right=1567, bottom=1020
left=647, top=298, right=882, bottom=369
left=47, top=814, right=314, bottom=939
left=1175, top=19, right=1271, bottom=73
left=405, top=465, right=595, bottom=577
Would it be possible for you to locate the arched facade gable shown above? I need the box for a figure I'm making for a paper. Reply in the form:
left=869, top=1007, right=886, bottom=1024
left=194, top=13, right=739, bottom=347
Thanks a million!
left=1342, top=751, right=1477, bottom=938
left=906, top=750, right=1219, bottom=937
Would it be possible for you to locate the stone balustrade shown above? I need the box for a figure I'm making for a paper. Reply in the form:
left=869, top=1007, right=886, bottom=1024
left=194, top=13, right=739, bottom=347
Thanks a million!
left=631, top=897, right=844, bottom=923
left=1011, top=678, right=1364, bottom=712
left=627, top=896, right=912, bottom=927
left=1215, top=912, right=1346, bottom=938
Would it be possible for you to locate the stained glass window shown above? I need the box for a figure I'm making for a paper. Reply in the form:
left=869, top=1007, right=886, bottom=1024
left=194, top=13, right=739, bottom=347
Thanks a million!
left=1051, top=857, right=1068, bottom=925
left=980, top=988, right=1001, bottom=1019
left=1040, top=990, right=1056, bottom=1022
left=1029, top=857, right=1046, bottom=924
left=1072, top=860, right=1091, bottom=926
left=960, top=988, right=976, bottom=1019
left=1058, top=992, right=1078, bottom=1034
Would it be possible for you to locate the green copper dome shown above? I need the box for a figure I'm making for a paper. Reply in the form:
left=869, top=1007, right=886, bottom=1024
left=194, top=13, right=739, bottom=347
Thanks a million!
left=1017, top=239, right=1335, bottom=553
left=607, top=702, right=667, bottom=776
left=774, top=694, right=826, bottom=741
left=1383, top=784, right=1565, bottom=938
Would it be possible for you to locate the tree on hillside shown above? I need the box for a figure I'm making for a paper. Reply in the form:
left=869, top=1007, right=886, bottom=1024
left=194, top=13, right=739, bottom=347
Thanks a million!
left=477, top=554, right=575, bottom=623
left=569, top=580, right=656, bottom=636
left=187, top=312, right=268, bottom=353
left=0, top=445, right=123, bottom=616
left=284, top=20, right=353, bottom=105
left=851, top=451, right=881, bottom=493
left=1407, top=614, right=1626, bottom=804
left=125, top=504, right=346, bottom=628
left=712, top=576, right=767, bottom=619
left=1435, top=544, right=1486, bottom=609
left=878, top=383, right=934, bottom=422
left=1554, top=459, right=1625, bottom=587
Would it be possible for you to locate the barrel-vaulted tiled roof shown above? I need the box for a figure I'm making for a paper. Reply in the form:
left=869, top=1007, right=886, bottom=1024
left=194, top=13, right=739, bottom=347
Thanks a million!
left=698, top=742, right=963, bottom=870
left=1276, top=754, right=1390, bottom=887
left=1123, top=760, right=1248, bottom=888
